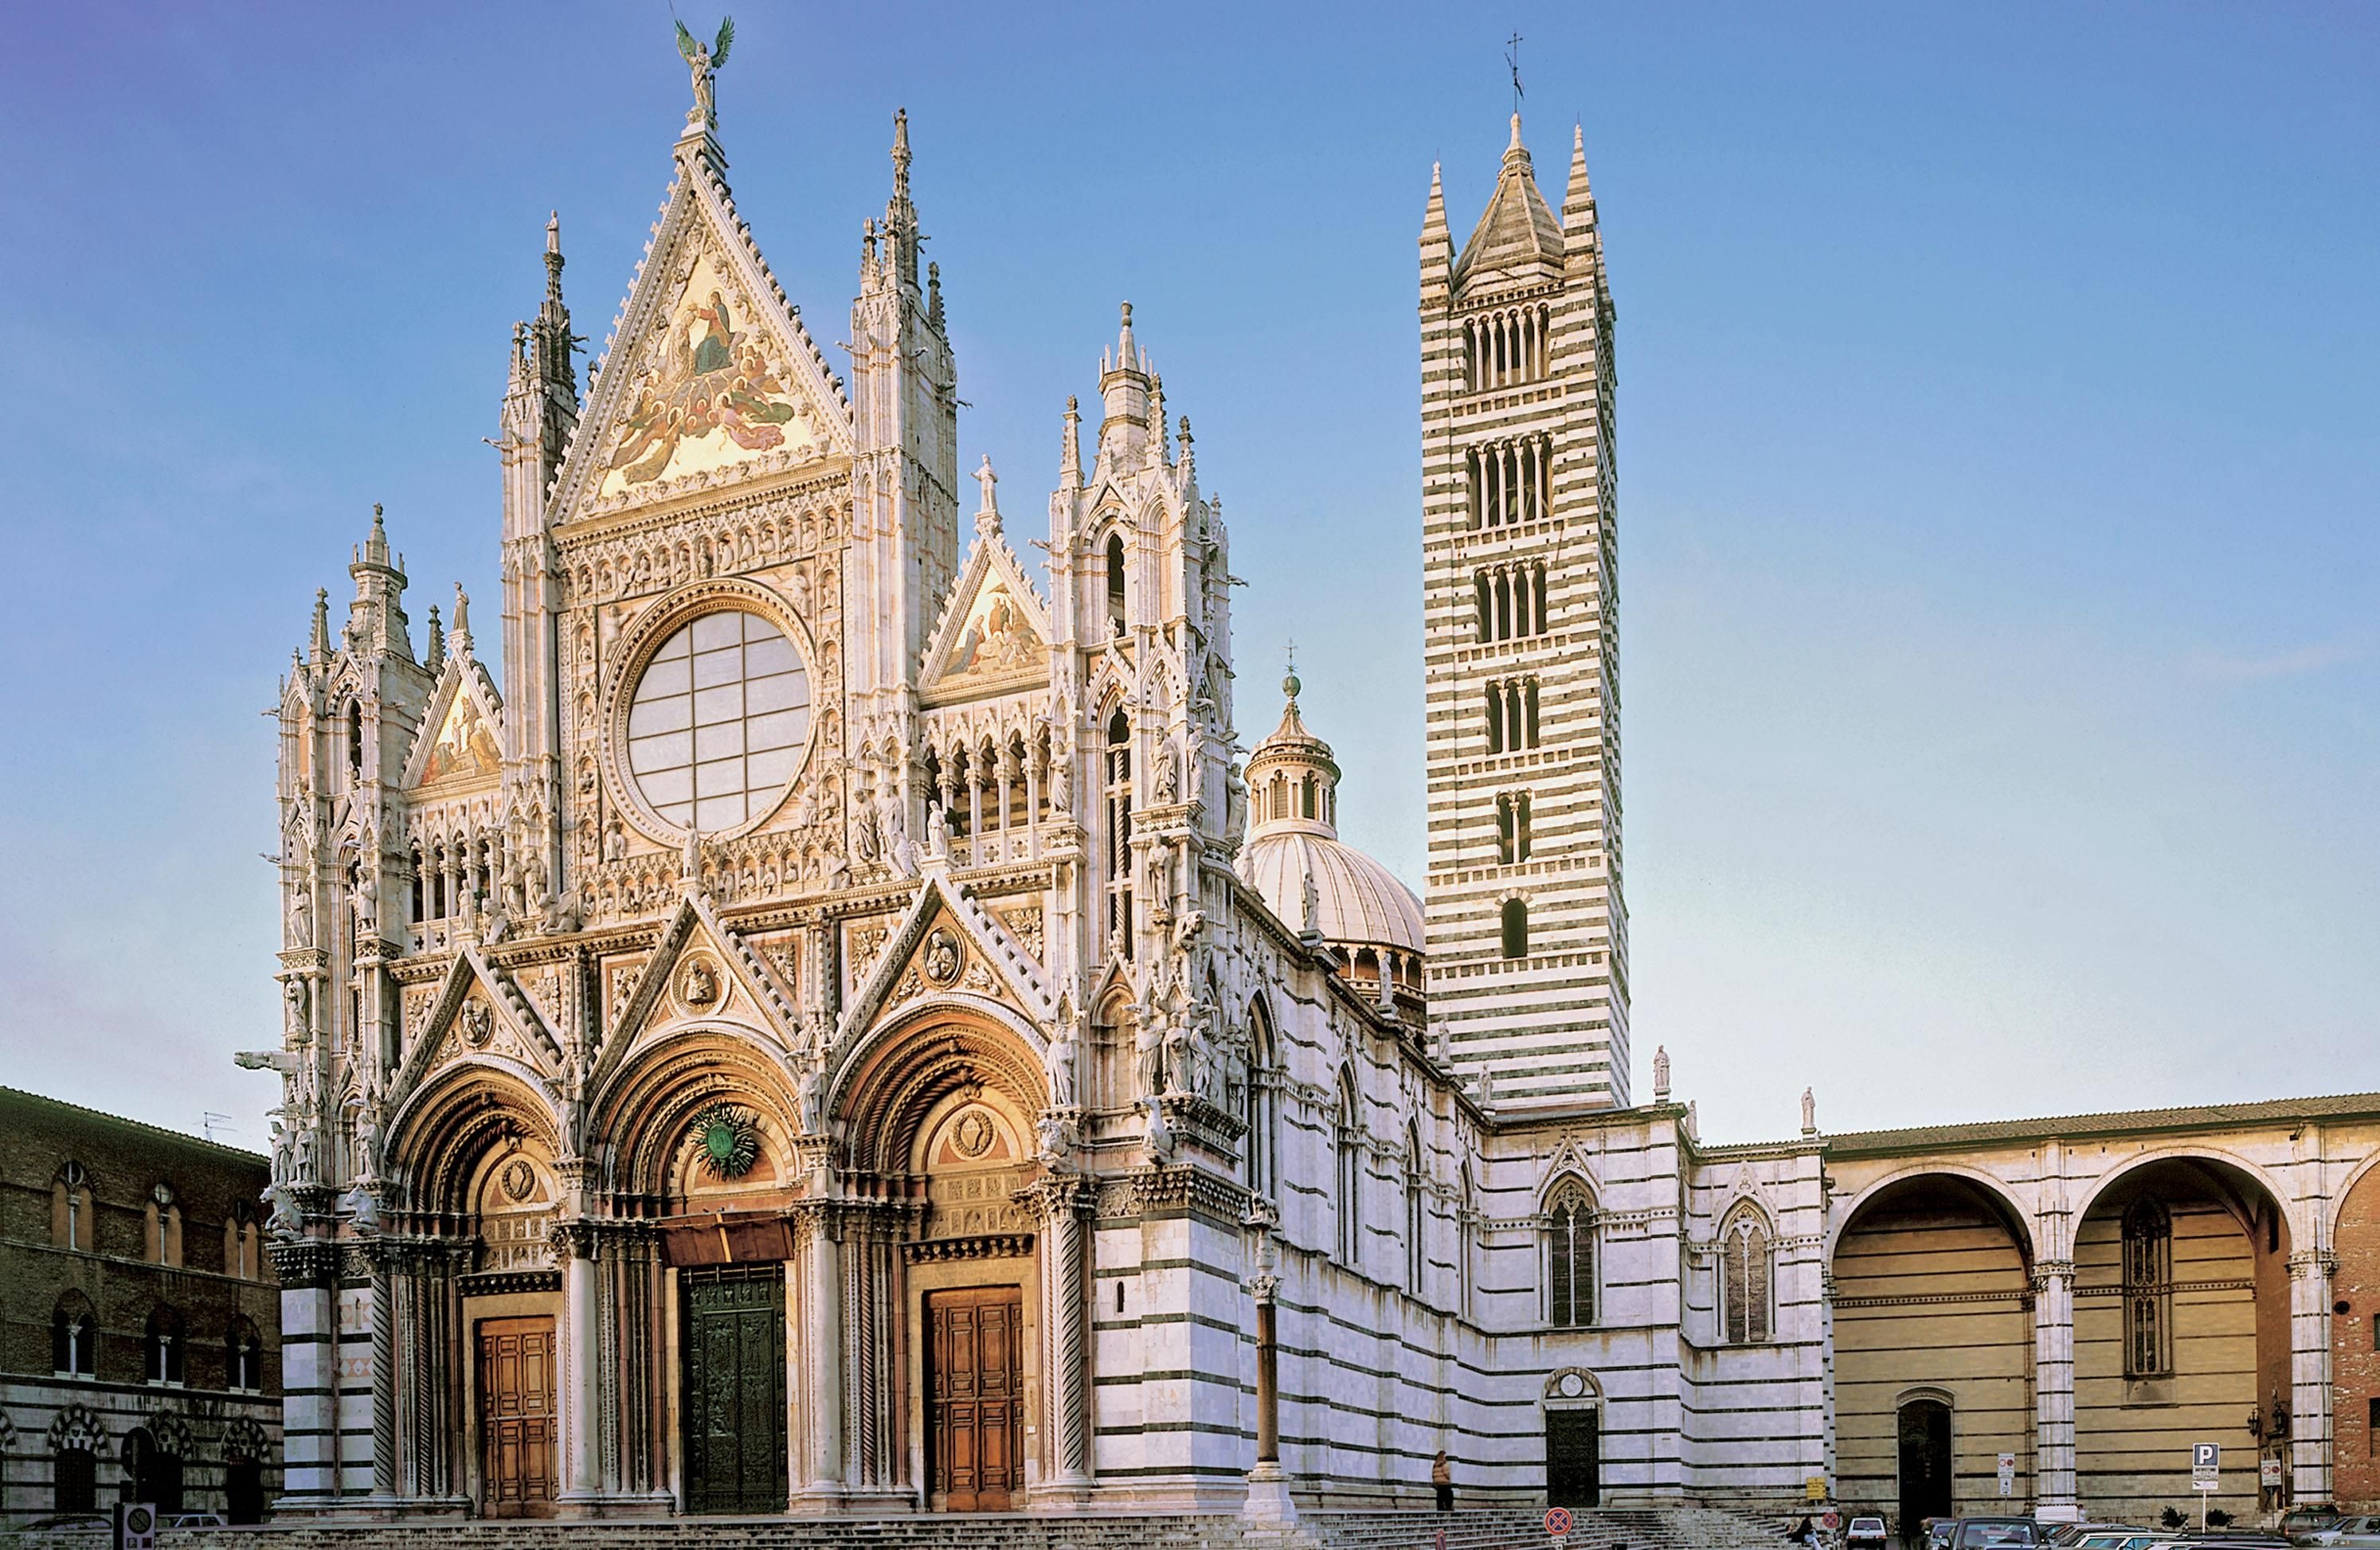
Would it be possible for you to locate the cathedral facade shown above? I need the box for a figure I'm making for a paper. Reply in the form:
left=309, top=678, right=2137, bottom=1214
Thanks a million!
left=256, top=60, right=2380, bottom=1527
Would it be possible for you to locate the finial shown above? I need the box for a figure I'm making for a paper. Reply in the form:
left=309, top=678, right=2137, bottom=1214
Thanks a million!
left=1282, top=642, right=1300, bottom=703
left=543, top=211, right=566, bottom=302
left=310, top=588, right=331, bottom=663
left=1509, top=112, right=1524, bottom=151
left=891, top=108, right=911, bottom=193
left=1117, top=300, right=1136, bottom=366
left=425, top=604, right=444, bottom=671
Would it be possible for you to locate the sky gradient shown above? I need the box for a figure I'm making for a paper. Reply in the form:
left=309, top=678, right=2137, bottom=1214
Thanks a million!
left=0, top=3, right=2371, bottom=1150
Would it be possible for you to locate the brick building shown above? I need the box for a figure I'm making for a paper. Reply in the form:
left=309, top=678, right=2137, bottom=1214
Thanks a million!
left=2335, top=1164, right=2380, bottom=1507
left=0, top=1088, right=282, bottom=1525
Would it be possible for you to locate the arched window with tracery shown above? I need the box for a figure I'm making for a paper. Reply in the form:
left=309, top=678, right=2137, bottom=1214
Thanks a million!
left=226, top=1317, right=264, bottom=1392
left=144, top=1305, right=185, bottom=1386
left=1336, top=1077, right=1362, bottom=1269
left=1458, top=1163, right=1478, bottom=1319
left=52, top=1294, right=96, bottom=1377
left=2123, top=1198, right=2172, bottom=1377
left=1105, top=709, right=1133, bottom=953
left=52, top=1161, right=93, bottom=1251
left=1405, top=1122, right=1427, bottom=1298
left=1545, top=1180, right=1595, bottom=1329
left=1720, top=1210, right=1774, bottom=1344
left=1245, top=1000, right=1276, bottom=1200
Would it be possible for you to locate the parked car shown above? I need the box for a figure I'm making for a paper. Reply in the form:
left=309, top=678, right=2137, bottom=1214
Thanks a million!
left=2284, top=1511, right=2347, bottom=1546
left=1955, top=1521, right=2049, bottom=1549
left=1847, top=1517, right=1889, bottom=1549
left=169, top=1514, right=228, bottom=1530
left=2306, top=1521, right=2380, bottom=1550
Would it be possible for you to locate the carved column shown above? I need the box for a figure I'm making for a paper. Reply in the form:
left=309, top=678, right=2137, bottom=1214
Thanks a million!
left=2032, top=1260, right=2077, bottom=1516
left=555, top=1220, right=603, bottom=1511
left=840, top=1206, right=904, bottom=1501
left=1026, top=1178, right=1094, bottom=1497
left=268, top=1238, right=346, bottom=1509
left=2289, top=1251, right=2337, bottom=1506
left=793, top=1203, right=846, bottom=1506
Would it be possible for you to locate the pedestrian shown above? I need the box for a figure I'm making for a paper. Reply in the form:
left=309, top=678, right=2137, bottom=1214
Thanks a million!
left=1432, top=1448, right=1453, bottom=1512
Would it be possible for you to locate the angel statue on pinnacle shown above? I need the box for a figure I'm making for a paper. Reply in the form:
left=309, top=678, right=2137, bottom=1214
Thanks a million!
left=675, top=16, right=734, bottom=128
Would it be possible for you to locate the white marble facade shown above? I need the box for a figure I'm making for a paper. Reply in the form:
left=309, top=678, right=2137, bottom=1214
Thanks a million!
left=252, top=61, right=2375, bottom=1525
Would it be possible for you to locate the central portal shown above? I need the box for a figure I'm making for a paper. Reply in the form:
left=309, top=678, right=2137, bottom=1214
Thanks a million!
left=926, top=1286, right=1024, bottom=1511
left=683, top=1268, right=789, bottom=1514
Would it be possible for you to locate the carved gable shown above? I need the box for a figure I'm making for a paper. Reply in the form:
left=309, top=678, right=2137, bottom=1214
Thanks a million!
left=553, top=142, right=854, bottom=523
left=920, top=522, right=1051, bottom=705
left=403, top=660, right=504, bottom=793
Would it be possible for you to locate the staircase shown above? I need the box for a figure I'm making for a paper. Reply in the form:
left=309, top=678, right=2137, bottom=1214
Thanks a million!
left=143, top=1507, right=1791, bottom=1550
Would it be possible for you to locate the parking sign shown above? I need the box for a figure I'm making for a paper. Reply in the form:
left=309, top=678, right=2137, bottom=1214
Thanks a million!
left=2191, top=1442, right=2220, bottom=1491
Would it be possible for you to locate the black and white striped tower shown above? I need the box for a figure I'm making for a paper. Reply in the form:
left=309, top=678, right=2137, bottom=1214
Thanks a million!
left=1418, top=115, right=1627, bottom=1110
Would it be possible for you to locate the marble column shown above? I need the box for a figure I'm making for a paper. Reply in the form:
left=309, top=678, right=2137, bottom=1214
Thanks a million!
left=1243, top=1269, right=1296, bottom=1525
left=2032, top=1260, right=2078, bottom=1518
left=794, top=1204, right=846, bottom=1506
left=557, top=1222, right=602, bottom=1511
left=1028, top=1178, right=1094, bottom=1497
left=2289, top=1251, right=2337, bottom=1507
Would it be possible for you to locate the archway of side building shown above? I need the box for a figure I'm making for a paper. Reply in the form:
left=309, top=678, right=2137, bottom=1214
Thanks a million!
left=2068, top=1156, right=2290, bottom=1525
left=1830, top=1172, right=2035, bottom=1536
left=2335, top=1159, right=2380, bottom=1509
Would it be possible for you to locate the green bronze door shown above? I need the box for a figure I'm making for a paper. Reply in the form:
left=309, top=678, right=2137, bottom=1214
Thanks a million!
left=683, top=1268, right=788, bottom=1514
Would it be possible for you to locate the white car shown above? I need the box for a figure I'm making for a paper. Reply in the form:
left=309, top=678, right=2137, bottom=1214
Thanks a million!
left=1849, top=1518, right=1890, bottom=1550
left=2309, top=1519, right=2380, bottom=1549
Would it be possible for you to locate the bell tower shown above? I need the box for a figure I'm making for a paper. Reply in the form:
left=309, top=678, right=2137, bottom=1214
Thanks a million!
left=1418, top=116, right=1628, bottom=1111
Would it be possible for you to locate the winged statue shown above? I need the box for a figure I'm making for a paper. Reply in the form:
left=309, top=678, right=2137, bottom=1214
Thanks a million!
left=675, top=17, right=734, bottom=129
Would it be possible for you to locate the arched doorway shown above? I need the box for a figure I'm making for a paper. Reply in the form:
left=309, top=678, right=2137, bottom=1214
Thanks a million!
left=1831, top=1173, right=2034, bottom=1523
left=1897, top=1394, right=1953, bottom=1540
left=121, top=1427, right=182, bottom=1514
left=1544, top=1370, right=1601, bottom=1509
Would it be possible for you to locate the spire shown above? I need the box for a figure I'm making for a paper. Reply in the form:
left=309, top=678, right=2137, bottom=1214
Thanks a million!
left=362, top=503, right=390, bottom=569
left=424, top=604, right=444, bottom=673
left=309, top=589, right=331, bottom=665
left=543, top=212, right=565, bottom=307
left=1176, top=414, right=1195, bottom=485
left=1059, top=394, right=1082, bottom=488
left=1453, top=115, right=1564, bottom=293
left=1098, top=303, right=1152, bottom=462
left=881, top=108, right=920, bottom=288
left=1419, top=162, right=1453, bottom=301
left=346, top=503, right=412, bottom=660
left=1246, top=655, right=1345, bottom=843
left=1562, top=122, right=1605, bottom=284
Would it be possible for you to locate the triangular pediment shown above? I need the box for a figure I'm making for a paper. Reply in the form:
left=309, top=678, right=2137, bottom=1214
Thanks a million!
left=402, top=654, right=504, bottom=793
left=392, top=946, right=566, bottom=1106
left=920, top=523, right=1051, bottom=703
left=836, top=871, right=1052, bottom=1053
left=587, top=889, right=803, bottom=1086
left=552, top=141, right=855, bottom=523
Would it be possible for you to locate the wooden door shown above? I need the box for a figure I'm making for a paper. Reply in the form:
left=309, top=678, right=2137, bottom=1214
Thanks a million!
left=1546, top=1408, right=1599, bottom=1509
left=682, top=1270, right=788, bottom=1515
left=477, top=1316, right=558, bottom=1517
left=926, top=1286, right=1024, bottom=1512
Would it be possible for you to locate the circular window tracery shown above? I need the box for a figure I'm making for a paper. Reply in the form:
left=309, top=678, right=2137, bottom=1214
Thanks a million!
left=624, top=609, right=810, bottom=833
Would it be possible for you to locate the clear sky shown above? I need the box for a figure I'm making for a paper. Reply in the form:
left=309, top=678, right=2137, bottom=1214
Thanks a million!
left=0, top=3, right=2371, bottom=1151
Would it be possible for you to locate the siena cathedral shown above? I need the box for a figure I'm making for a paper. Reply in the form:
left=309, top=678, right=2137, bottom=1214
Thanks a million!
left=256, top=40, right=2380, bottom=1531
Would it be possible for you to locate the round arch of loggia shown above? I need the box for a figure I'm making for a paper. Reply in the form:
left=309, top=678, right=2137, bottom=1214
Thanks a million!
left=1822, top=1161, right=2040, bottom=1271
left=2065, top=1145, right=2296, bottom=1257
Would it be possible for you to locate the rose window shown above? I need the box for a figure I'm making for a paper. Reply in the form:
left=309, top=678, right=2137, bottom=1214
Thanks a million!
left=625, top=610, right=810, bottom=832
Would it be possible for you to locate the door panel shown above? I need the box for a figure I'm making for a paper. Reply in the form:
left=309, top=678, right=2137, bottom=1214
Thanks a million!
left=477, top=1317, right=558, bottom=1518
left=926, top=1287, right=1024, bottom=1512
left=683, top=1269, right=789, bottom=1515
left=1547, top=1408, right=1599, bottom=1509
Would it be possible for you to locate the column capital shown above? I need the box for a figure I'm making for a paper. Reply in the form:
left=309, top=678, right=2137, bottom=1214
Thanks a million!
left=1247, top=1273, right=1280, bottom=1305
left=1016, top=1175, right=1095, bottom=1221
left=2033, top=1258, right=2077, bottom=1290
left=2286, top=1249, right=2339, bottom=1279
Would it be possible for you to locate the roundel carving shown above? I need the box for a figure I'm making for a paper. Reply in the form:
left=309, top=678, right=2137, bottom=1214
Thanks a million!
left=500, top=1159, right=538, bottom=1203
left=952, top=1109, right=996, bottom=1160
left=922, top=927, right=964, bottom=987
left=686, top=1103, right=761, bottom=1180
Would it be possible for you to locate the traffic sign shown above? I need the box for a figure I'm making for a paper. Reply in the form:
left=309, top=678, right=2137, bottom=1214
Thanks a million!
left=1546, top=1506, right=1575, bottom=1537
left=1998, top=1452, right=2016, bottom=1497
left=2261, top=1458, right=2284, bottom=1489
left=2191, top=1442, right=2220, bottom=1491
left=115, top=1504, right=156, bottom=1550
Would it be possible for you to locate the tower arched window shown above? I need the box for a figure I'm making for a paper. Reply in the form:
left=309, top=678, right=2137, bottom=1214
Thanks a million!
left=52, top=1294, right=96, bottom=1378
left=1720, top=1211, right=1773, bottom=1344
left=1245, top=1002, right=1276, bottom=1200
left=2123, top=1199, right=2172, bottom=1377
left=1497, top=792, right=1533, bottom=865
left=1105, top=709, right=1133, bottom=953
left=1545, top=1180, right=1596, bottom=1329
left=1501, top=898, right=1529, bottom=959
left=1458, top=1164, right=1477, bottom=1319
left=1105, top=533, right=1128, bottom=637
left=345, top=701, right=363, bottom=785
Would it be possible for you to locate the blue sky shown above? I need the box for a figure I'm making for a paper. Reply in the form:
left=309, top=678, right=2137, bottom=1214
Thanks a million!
left=0, top=3, right=2371, bottom=1149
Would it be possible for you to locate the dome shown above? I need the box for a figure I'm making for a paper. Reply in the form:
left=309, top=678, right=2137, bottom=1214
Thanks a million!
left=1234, top=668, right=1424, bottom=955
